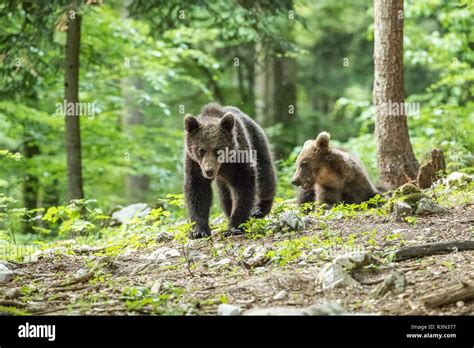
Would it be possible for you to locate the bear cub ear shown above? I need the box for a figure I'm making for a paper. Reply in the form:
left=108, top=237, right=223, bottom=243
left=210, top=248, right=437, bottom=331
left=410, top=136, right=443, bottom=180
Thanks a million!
left=315, top=131, right=330, bottom=149
left=220, top=112, right=235, bottom=131
left=184, top=114, right=200, bottom=133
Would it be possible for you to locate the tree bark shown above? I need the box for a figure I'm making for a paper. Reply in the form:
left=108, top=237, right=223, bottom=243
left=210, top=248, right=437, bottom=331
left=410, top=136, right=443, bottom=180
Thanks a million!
left=274, top=54, right=297, bottom=124
left=254, top=47, right=274, bottom=127
left=121, top=77, right=150, bottom=203
left=374, top=0, right=419, bottom=189
left=64, top=3, right=84, bottom=200
left=388, top=240, right=474, bottom=261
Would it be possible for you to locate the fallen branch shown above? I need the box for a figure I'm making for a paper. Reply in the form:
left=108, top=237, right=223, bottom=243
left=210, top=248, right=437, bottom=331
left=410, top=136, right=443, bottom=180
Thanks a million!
left=0, top=299, right=29, bottom=308
left=387, top=240, right=474, bottom=261
left=422, top=280, right=474, bottom=308
left=49, top=283, right=100, bottom=293
left=46, top=272, right=94, bottom=288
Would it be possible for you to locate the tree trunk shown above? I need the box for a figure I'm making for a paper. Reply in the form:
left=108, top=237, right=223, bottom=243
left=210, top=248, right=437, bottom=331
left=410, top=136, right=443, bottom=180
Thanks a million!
left=374, top=0, right=419, bottom=189
left=22, top=139, right=39, bottom=210
left=121, top=77, right=150, bottom=203
left=254, top=47, right=275, bottom=127
left=64, top=3, right=84, bottom=200
left=273, top=54, right=297, bottom=124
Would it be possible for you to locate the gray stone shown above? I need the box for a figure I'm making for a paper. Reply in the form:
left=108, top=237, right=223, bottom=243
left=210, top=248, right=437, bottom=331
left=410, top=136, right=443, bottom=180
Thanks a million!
left=392, top=201, right=413, bottom=220
left=188, top=250, right=208, bottom=262
left=146, top=247, right=180, bottom=263
left=0, top=263, right=13, bottom=283
left=0, top=260, right=16, bottom=270
left=75, top=268, right=89, bottom=278
left=302, top=301, right=348, bottom=315
left=252, top=267, right=268, bottom=275
left=156, top=231, right=174, bottom=243
left=372, top=271, right=406, bottom=297
left=415, top=198, right=446, bottom=215
left=243, top=246, right=269, bottom=268
left=273, top=290, right=288, bottom=300
left=334, top=251, right=372, bottom=271
left=111, top=203, right=151, bottom=224
left=243, top=306, right=303, bottom=316
left=317, top=263, right=359, bottom=289
left=277, top=211, right=305, bottom=231
left=446, top=172, right=472, bottom=188
left=210, top=258, right=232, bottom=269
left=218, top=304, right=241, bottom=316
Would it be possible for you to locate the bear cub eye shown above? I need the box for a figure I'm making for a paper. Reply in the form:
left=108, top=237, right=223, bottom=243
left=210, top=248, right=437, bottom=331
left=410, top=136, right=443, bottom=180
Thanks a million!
left=301, top=161, right=308, bottom=168
left=198, top=148, right=205, bottom=156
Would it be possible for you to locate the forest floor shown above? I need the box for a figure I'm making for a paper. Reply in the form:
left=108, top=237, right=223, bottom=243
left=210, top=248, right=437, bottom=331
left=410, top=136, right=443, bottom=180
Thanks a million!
left=0, top=181, right=473, bottom=316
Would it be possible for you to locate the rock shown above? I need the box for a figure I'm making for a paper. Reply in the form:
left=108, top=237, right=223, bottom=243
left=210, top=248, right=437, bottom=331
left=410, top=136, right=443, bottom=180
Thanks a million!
left=456, top=301, right=464, bottom=308
left=252, top=267, right=268, bottom=275
left=146, top=247, right=180, bottom=263
left=394, top=183, right=421, bottom=196
left=243, top=246, right=269, bottom=269
left=243, top=306, right=303, bottom=316
left=75, top=268, right=89, bottom=278
left=277, top=211, right=305, bottom=231
left=273, top=290, right=288, bottom=300
left=306, top=248, right=326, bottom=263
left=372, top=271, right=406, bottom=297
left=446, top=172, right=472, bottom=188
left=415, top=198, right=446, bottom=215
left=25, top=247, right=70, bottom=262
left=156, top=231, right=174, bottom=243
left=150, top=279, right=162, bottom=294
left=210, top=258, right=232, bottom=270
left=302, top=301, right=348, bottom=315
left=334, top=251, right=372, bottom=271
left=218, top=304, right=241, bottom=316
left=392, top=201, right=413, bottom=220
left=392, top=228, right=408, bottom=234
left=317, top=263, right=359, bottom=289
left=0, top=263, right=13, bottom=283
left=186, top=239, right=207, bottom=249
left=188, top=250, right=208, bottom=262
left=111, top=203, right=151, bottom=224
left=0, top=260, right=16, bottom=270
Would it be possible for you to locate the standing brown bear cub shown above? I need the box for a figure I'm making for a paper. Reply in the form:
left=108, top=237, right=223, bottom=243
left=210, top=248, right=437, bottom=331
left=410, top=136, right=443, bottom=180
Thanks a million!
left=184, top=103, right=276, bottom=239
left=292, top=131, right=378, bottom=207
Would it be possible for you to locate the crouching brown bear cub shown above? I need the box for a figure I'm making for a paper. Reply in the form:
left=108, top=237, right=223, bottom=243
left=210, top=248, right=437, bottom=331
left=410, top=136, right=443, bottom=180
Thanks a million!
left=184, top=103, right=276, bottom=239
left=292, top=131, right=378, bottom=208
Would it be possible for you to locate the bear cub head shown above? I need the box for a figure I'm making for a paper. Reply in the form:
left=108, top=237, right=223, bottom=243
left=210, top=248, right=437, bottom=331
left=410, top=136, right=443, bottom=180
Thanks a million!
left=184, top=112, right=237, bottom=179
left=292, top=131, right=333, bottom=190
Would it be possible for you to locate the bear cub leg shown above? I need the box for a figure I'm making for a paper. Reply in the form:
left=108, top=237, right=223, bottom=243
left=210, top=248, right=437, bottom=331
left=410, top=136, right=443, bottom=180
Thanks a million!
left=184, top=157, right=213, bottom=238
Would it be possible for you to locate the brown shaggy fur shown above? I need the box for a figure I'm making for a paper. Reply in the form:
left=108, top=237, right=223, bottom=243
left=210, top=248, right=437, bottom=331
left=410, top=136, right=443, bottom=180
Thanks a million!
left=291, top=131, right=378, bottom=207
left=184, top=103, right=276, bottom=238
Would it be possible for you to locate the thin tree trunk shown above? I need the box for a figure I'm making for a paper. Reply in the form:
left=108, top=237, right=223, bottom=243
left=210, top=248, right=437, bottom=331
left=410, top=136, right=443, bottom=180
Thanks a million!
left=121, top=77, right=150, bottom=203
left=273, top=54, right=297, bottom=124
left=254, top=44, right=274, bottom=127
left=64, top=3, right=84, bottom=200
left=374, top=0, right=419, bottom=189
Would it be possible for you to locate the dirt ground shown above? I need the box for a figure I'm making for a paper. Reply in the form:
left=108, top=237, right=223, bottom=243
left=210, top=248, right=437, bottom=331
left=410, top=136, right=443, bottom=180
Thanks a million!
left=1, top=203, right=473, bottom=316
